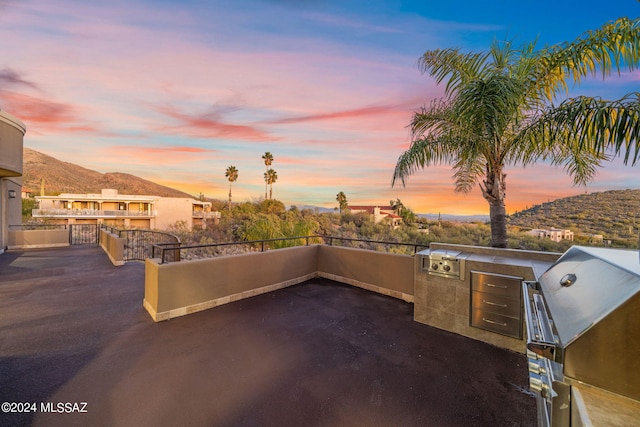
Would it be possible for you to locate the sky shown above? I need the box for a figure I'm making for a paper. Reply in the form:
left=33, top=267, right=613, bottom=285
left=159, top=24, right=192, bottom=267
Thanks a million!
left=1, top=0, right=638, bottom=215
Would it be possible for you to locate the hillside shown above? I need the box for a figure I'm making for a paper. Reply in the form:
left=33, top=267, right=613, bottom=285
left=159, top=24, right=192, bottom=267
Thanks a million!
left=509, top=189, right=640, bottom=240
left=22, top=148, right=193, bottom=198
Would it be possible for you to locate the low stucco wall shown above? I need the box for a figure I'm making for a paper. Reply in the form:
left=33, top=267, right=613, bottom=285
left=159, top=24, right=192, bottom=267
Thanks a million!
left=8, top=229, right=69, bottom=249
left=317, top=245, right=414, bottom=302
left=144, top=244, right=415, bottom=322
left=145, top=245, right=319, bottom=321
left=99, top=229, right=125, bottom=266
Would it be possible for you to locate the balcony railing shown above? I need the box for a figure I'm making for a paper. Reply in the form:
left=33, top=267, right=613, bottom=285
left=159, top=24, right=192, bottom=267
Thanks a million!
left=32, top=209, right=156, bottom=218
left=192, top=211, right=221, bottom=219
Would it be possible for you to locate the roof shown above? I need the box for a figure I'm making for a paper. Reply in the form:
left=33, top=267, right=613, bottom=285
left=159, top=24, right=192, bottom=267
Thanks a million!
left=0, top=245, right=536, bottom=426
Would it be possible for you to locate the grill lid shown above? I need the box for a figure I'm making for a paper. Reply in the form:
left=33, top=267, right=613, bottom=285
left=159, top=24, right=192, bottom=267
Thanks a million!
left=538, top=246, right=640, bottom=346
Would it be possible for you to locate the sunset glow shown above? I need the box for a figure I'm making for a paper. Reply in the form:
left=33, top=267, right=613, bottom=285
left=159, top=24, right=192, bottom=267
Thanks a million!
left=1, top=1, right=638, bottom=215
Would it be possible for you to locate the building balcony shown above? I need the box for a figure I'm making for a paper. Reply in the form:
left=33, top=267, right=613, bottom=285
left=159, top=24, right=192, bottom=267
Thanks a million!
left=0, top=110, right=26, bottom=177
left=192, top=211, right=221, bottom=219
left=32, top=209, right=156, bottom=218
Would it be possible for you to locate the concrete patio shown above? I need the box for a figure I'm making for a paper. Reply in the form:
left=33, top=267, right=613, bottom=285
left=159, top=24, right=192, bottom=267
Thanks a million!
left=0, top=246, right=536, bottom=426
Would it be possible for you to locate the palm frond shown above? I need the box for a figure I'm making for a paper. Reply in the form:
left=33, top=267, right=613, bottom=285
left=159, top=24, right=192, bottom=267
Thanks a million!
left=534, top=17, right=640, bottom=101
left=418, top=48, right=489, bottom=96
left=514, top=93, right=640, bottom=183
left=451, top=155, right=485, bottom=193
left=392, top=136, right=458, bottom=187
left=453, top=74, right=525, bottom=144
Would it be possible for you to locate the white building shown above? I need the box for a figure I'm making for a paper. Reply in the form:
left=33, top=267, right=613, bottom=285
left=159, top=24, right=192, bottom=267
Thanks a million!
left=33, top=189, right=220, bottom=230
left=529, top=228, right=574, bottom=243
left=347, top=205, right=403, bottom=228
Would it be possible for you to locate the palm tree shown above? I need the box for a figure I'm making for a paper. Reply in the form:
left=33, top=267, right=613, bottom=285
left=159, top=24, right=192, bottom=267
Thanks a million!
left=393, top=17, right=640, bottom=248
left=336, top=191, right=348, bottom=214
left=389, top=198, right=405, bottom=215
left=262, top=152, right=274, bottom=199
left=265, top=168, right=278, bottom=200
left=225, top=165, right=238, bottom=211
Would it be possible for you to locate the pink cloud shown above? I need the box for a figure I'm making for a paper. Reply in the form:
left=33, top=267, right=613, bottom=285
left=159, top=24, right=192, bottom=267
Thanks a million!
left=0, top=67, right=40, bottom=90
left=103, top=145, right=218, bottom=166
left=269, top=103, right=412, bottom=125
left=154, top=105, right=278, bottom=141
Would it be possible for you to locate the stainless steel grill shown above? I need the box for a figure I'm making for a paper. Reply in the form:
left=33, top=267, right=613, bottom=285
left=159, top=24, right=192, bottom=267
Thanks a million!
left=423, top=249, right=464, bottom=279
left=523, top=246, right=640, bottom=426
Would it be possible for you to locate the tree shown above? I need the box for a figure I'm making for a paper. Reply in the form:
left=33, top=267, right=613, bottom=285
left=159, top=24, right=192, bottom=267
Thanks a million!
left=265, top=168, right=278, bottom=200
left=389, top=198, right=405, bottom=215
left=336, top=191, right=348, bottom=214
left=225, top=165, right=238, bottom=212
left=393, top=18, right=640, bottom=248
left=262, top=152, right=274, bottom=199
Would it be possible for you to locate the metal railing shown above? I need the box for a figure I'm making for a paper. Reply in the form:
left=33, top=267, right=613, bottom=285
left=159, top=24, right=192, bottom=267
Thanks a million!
left=70, top=224, right=100, bottom=245
left=152, top=235, right=428, bottom=264
left=192, top=211, right=222, bottom=219
left=101, top=226, right=180, bottom=261
left=32, top=209, right=155, bottom=218
left=9, top=224, right=68, bottom=230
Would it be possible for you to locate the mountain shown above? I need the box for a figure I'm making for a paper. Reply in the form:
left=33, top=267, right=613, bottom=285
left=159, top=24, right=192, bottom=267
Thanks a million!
left=22, top=148, right=193, bottom=198
left=509, top=189, right=640, bottom=239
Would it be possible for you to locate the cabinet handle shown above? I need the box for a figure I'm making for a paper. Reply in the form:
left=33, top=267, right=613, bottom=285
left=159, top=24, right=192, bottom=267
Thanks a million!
left=483, top=299, right=507, bottom=308
left=486, top=282, right=508, bottom=289
left=482, top=317, right=507, bottom=327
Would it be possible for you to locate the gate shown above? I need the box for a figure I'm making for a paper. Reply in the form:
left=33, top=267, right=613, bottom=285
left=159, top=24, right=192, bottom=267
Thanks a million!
left=69, top=224, right=100, bottom=245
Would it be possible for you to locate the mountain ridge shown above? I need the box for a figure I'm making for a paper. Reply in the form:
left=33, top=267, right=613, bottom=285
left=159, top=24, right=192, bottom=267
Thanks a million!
left=22, top=148, right=194, bottom=198
left=509, top=189, right=640, bottom=241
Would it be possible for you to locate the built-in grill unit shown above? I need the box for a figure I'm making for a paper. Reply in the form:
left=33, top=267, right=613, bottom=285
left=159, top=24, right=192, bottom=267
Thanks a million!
left=423, top=249, right=464, bottom=279
left=523, top=246, right=640, bottom=426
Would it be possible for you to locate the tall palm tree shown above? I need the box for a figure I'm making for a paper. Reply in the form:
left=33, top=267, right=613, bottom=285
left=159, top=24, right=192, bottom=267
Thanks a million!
left=393, top=17, right=640, bottom=248
left=225, top=165, right=238, bottom=211
left=262, top=152, right=274, bottom=199
left=265, top=168, right=278, bottom=200
left=336, top=191, right=348, bottom=214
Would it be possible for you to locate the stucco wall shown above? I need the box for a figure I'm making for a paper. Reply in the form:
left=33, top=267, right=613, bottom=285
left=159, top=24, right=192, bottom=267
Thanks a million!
left=317, top=245, right=414, bottom=302
left=145, top=245, right=319, bottom=321
left=0, top=110, right=26, bottom=177
left=8, top=229, right=69, bottom=249
left=0, top=110, right=26, bottom=252
left=144, top=244, right=415, bottom=322
left=154, top=197, right=195, bottom=230
left=99, top=229, right=125, bottom=266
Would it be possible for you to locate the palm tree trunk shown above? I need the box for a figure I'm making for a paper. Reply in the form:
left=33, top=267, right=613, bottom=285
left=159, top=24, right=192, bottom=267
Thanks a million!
left=481, top=166, right=508, bottom=248
left=228, top=184, right=232, bottom=212
left=488, top=199, right=508, bottom=248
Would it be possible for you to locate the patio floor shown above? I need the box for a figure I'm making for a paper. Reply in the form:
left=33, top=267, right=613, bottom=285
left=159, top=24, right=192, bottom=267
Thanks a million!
left=0, top=245, right=536, bottom=427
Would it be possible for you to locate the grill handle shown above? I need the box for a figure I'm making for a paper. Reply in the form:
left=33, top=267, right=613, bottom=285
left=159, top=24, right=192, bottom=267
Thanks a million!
left=522, top=281, right=557, bottom=360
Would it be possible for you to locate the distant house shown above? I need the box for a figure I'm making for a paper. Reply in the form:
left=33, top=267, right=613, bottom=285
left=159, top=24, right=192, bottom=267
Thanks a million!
left=529, top=228, right=574, bottom=243
left=21, top=188, right=33, bottom=199
left=582, top=233, right=604, bottom=244
left=33, top=189, right=220, bottom=230
left=348, top=205, right=403, bottom=228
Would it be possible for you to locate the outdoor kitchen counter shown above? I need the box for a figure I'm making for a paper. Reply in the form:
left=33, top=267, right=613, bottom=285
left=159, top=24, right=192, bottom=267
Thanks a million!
left=572, top=382, right=640, bottom=427
left=415, top=244, right=561, bottom=353
left=462, top=252, right=555, bottom=279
